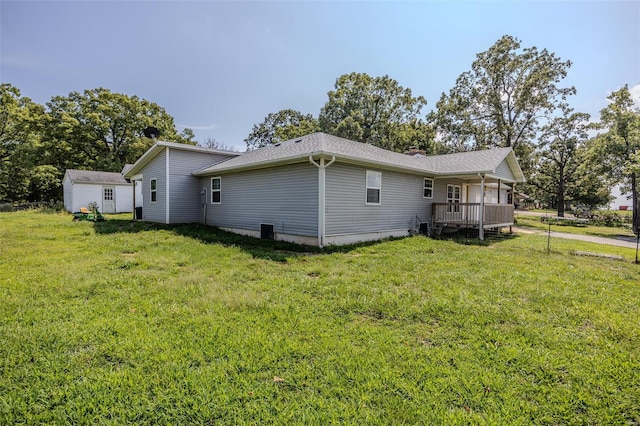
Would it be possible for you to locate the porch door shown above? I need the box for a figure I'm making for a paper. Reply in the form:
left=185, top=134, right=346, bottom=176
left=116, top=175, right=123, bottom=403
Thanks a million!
left=103, top=186, right=115, bottom=213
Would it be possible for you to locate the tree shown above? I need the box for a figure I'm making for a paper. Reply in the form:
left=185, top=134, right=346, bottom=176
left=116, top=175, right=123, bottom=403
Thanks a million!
left=45, top=88, right=194, bottom=173
left=532, top=108, right=591, bottom=216
left=429, top=35, right=575, bottom=167
left=0, top=84, right=46, bottom=203
left=590, top=85, right=640, bottom=234
left=245, top=109, right=319, bottom=150
left=318, top=73, right=431, bottom=152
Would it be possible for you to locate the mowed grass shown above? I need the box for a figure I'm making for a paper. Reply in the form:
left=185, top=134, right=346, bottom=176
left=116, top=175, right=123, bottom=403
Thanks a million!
left=1, top=211, right=639, bottom=424
left=515, top=214, right=636, bottom=239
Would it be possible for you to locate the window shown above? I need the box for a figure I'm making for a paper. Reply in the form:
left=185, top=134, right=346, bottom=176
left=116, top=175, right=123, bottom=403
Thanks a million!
left=365, top=171, right=381, bottom=205
left=423, top=178, right=433, bottom=198
left=447, top=184, right=461, bottom=213
left=150, top=178, right=157, bottom=203
left=211, top=177, right=221, bottom=204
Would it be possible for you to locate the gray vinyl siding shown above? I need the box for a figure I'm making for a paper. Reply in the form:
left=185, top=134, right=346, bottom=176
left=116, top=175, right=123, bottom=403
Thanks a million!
left=494, top=159, right=516, bottom=182
left=141, top=148, right=167, bottom=223
left=169, top=149, right=232, bottom=223
left=204, top=163, right=318, bottom=236
left=325, top=163, right=432, bottom=235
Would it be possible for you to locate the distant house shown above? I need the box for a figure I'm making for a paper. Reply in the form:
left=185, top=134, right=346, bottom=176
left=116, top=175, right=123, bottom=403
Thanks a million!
left=124, top=133, right=525, bottom=245
left=609, top=183, right=633, bottom=210
left=63, top=167, right=140, bottom=213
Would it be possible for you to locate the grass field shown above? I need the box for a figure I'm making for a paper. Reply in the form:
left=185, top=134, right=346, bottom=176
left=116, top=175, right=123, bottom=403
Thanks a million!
left=1, top=210, right=639, bottom=424
left=515, top=213, right=636, bottom=239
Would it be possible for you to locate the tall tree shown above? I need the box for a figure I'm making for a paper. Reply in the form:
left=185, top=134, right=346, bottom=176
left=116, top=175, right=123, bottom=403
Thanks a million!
left=532, top=108, right=591, bottom=216
left=45, top=88, right=194, bottom=172
left=0, top=83, right=46, bottom=203
left=318, top=73, right=431, bottom=152
left=589, top=85, right=640, bottom=234
left=245, top=109, right=319, bottom=150
left=429, top=35, right=575, bottom=166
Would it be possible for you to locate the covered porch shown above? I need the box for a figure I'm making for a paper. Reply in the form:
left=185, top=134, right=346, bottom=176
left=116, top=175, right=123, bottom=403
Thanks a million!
left=432, top=176, right=516, bottom=240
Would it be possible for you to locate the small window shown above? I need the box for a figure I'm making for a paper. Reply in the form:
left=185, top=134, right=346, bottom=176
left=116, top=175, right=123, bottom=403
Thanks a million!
left=150, top=178, right=157, bottom=203
left=211, top=177, right=221, bottom=204
left=366, top=170, right=381, bottom=205
left=423, top=178, right=433, bottom=199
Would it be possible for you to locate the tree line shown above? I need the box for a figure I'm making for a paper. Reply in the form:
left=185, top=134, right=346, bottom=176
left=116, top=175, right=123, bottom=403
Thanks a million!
left=2, top=35, right=639, bottom=234
left=0, top=86, right=195, bottom=204
left=245, top=35, right=639, bottom=233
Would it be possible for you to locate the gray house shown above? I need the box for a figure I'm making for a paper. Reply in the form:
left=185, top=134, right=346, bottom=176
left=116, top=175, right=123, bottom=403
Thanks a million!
left=124, top=133, right=525, bottom=246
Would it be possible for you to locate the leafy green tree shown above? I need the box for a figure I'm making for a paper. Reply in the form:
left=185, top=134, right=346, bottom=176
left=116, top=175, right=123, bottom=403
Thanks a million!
left=588, top=85, right=640, bottom=234
left=45, top=88, right=194, bottom=172
left=318, top=73, right=432, bottom=152
left=532, top=108, right=591, bottom=216
left=429, top=35, right=575, bottom=169
left=0, top=83, right=46, bottom=203
left=245, top=109, right=319, bottom=150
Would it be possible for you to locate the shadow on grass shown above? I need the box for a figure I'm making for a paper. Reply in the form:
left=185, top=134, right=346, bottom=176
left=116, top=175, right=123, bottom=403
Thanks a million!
left=432, top=228, right=520, bottom=246
left=93, top=219, right=390, bottom=262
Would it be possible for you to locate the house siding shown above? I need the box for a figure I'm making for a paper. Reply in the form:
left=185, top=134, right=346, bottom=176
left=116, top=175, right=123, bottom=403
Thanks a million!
left=325, top=163, right=432, bottom=236
left=204, top=163, right=318, bottom=237
left=494, top=159, right=516, bottom=182
left=142, top=148, right=167, bottom=223
left=168, top=149, right=232, bottom=223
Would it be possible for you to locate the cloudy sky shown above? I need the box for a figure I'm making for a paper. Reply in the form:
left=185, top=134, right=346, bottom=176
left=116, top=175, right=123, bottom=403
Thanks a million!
left=2, top=1, right=639, bottom=151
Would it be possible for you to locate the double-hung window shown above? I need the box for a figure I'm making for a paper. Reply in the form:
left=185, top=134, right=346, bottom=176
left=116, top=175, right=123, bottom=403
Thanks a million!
left=366, top=170, right=382, bottom=205
left=447, top=184, right=461, bottom=213
left=150, top=178, right=157, bottom=203
left=211, top=177, right=221, bottom=204
left=423, top=178, right=433, bottom=199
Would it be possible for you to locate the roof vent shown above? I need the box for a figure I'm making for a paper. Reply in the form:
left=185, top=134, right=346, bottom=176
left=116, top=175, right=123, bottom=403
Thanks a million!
left=294, top=139, right=302, bottom=143
left=274, top=142, right=281, bottom=147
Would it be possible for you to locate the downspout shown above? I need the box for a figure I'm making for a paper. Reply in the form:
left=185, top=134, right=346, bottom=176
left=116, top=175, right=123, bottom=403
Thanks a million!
left=479, top=173, right=485, bottom=240
left=309, top=155, right=336, bottom=248
left=165, top=147, right=170, bottom=224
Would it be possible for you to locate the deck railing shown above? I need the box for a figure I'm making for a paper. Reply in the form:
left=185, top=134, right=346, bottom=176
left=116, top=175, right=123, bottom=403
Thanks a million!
left=432, top=203, right=514, bottom=228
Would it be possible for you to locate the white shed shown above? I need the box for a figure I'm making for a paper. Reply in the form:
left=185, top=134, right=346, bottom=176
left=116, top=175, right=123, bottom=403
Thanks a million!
left=63, top=169, right=134, bottom=213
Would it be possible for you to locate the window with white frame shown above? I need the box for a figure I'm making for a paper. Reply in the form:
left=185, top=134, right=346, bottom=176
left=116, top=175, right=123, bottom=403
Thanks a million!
left=366, top=170, right=381, bottom=205
left=423, top=178, right=434, bottom=198
left=211, top=177, right=221, bottom=204
left=447, top=184, right=461, bottom=213
left=150, top=178, right=157, bottom=203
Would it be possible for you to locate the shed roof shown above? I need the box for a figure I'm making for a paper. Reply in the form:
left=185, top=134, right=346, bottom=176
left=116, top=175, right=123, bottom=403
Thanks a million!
left=193, top=132, right=525, bottom=182
left=65, top=169, right=129, bottom=185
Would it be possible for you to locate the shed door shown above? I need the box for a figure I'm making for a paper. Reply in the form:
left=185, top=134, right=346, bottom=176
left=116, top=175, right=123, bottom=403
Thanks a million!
left=103, top=186, right=115, bottom=213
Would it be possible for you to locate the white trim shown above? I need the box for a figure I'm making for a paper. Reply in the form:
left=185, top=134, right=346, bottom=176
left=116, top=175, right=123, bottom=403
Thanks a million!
left=423, top=177, right=434, bottom=199
left=309, top=155, right=335, bottom=247
left=150, top=178, right=158, bottom=203
left=324, top=229, right=410, bottom=246
left=365, top=170, right=382, bottom=205
left=219, top=227, right=319, bottom=246
left=165, top=147, right=170, bottom=224
left=210, top=177, right=221, bottom=204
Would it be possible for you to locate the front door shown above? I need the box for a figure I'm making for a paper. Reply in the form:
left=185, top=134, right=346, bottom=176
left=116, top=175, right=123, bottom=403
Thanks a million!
left=103, top=186, right=115, bottom=213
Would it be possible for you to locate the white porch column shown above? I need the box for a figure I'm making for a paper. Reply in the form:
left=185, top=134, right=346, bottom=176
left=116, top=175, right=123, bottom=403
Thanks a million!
left=479, top=174, right=485, bottom=240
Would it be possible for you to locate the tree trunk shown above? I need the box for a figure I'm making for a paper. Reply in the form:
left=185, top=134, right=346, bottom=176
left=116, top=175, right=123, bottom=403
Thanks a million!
left=632, top=171, right=639, bottom=236
left=557, top=167, right=565, bottom=217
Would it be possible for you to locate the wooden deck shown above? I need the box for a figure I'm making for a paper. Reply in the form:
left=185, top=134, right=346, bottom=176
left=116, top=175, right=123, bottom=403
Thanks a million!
left=433, top=203, right=515, bottom=229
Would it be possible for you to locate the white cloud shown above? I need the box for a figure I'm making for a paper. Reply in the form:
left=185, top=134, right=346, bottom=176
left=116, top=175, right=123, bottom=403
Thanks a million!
left=176, top=123, right=217, bottom=130
left=630, top=84, right=640, bottom=109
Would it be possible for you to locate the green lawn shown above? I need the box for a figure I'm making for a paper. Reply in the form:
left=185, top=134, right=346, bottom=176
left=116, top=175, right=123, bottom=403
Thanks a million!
left=1, top=211, right=639, bottom=424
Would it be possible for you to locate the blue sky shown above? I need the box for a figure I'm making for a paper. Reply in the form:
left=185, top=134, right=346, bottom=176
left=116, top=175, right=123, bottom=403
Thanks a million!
left=2, top=1, right=639, bottom=151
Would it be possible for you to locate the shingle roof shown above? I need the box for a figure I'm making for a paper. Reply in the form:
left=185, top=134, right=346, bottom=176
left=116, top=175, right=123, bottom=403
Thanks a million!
left=193, top=132, right=525, bottom=182
left=65, top=169, right=129, bottom=184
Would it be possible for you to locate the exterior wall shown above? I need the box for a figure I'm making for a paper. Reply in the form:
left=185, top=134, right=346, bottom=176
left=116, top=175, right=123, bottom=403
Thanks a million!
left=467, top=183, right=510, bottom=204
left=204, top=162, right=318, bottom=238
left=64, top=182, right=131, bottom=213
left=494, top=159, right=516, bottom=182
left=63, top=175, right=73, bottom=212
left=168, top=149, right=232, bottom=223
left=324, top=163, right=433, bottom=238
left=114, top=185, right=133, bottom=213
left=141, top=148, right=167, bottom=223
